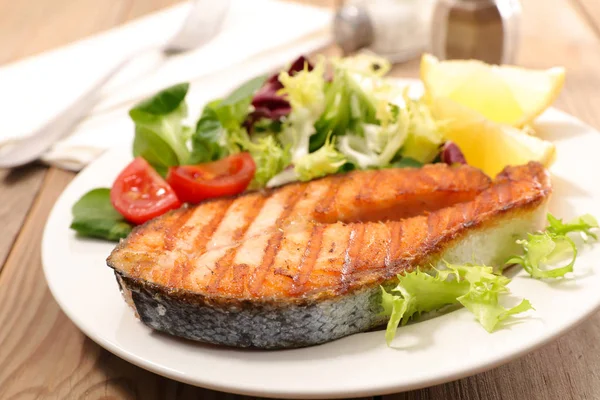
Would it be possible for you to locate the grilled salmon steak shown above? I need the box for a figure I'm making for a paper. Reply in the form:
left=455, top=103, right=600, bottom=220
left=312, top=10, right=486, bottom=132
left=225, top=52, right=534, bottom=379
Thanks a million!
left=108, top=162, right=551, bottom=348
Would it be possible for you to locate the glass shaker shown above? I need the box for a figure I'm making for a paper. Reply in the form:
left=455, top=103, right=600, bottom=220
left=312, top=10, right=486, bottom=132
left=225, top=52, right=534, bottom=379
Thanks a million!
left=334, top=0, right=435, bottom=63
left=430, top=0, right=522, bottom=64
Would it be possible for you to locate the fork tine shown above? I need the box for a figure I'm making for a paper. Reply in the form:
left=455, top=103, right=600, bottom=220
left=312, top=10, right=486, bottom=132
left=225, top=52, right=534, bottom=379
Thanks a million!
left=164, top=0, right=231, bottom=54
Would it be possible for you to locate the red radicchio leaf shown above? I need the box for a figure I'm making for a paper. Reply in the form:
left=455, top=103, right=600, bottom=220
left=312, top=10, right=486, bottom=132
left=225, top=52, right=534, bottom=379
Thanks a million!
left=440, top=141, right=467, bottom=165
left=245, top=56, right=313, bottom=131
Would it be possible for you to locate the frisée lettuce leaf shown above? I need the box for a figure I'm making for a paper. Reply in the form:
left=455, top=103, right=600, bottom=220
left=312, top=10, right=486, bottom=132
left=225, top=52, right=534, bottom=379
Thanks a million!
left=546, top=213, right=598, bottom=240
left=381, top=269, right=468, bottom=345
left=381, top=263, right=532, bottom=345
left=451, top=263, right=533, bottom=332
left=232, top=131, right=291, bottom=188
left=399, top=91, right=444, bottom=163
left=507, top=213, right=598, bottom=279
left=294, top=135, right=346, bottom=181
left=507, top=233, right=577, bottom=279
left=277, top=59, right=326, bottom=161
left=311, top=68, right=378, bottom=150
left=338, top=103, right=409, bottom=169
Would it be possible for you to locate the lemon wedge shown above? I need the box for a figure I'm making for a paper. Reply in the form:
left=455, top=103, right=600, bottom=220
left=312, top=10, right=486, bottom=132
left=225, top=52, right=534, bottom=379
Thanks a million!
left=421, top=54, right=565, bottom=128
left=431, top=97, right=556, bottom=177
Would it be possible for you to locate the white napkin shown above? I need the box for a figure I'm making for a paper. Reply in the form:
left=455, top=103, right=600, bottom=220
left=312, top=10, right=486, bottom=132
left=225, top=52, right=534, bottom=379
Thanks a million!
left=0, top=0, right=332, bottom=170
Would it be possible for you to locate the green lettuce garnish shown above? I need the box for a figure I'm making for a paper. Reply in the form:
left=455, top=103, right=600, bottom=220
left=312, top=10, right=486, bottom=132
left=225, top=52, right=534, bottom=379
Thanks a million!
left=507, top=233, right=577, bottom=279
left=130, top=83, right=192, bottom=175
left=381, top=263, right=532, bottom=345
left=452, top=264, right=533, bottom=332
left=278, top=60, right=326, bottom=161
left=399, top=91, right=444, bottom=163
left=191, top=100, right=236, bottom=164
left=294, top=135, right=346, bottom=181
left=311, top=68, right=378, bottom=148
left=507, top=213, right=598, bottom=279
left=191, top=75, right=269, bottom=164
left=335, top=82, right=443, bottom=169
left=546, top=213, right=598, bottom=240
left=233, top=132, right=290, bottom=188
left=338, top=103, right=409, bottom=169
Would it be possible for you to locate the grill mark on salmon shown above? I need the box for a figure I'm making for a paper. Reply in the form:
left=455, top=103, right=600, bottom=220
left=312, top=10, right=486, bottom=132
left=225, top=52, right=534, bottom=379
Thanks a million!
left=385, top=222, right=402, bottom=276
left=108, top=163, right=551, bottom=348
left=162, top=211, right=198, bottom=288
left=180, top=199, right=234, bottom=285
left=356, top=169, right=385, bottom=204
left=347, top=223, right=390, bottom=282
left=164, top=211, right=195, bottom=251
left=290, top=224, right=326, bottom=295
left=248, top=185, right=307, bottom=295
left=426, top=211, right=445, bottom=251
left=166, top=257, right=188, bottom=288
left=191, top=200, right=234, bottom=252
left=339, top=224, right=365, bottom=293
left=315, top=174, right=346, bottom=222
left=474, top=187, right=493, bottom=216
left=207, top=194, right=268, bottom=294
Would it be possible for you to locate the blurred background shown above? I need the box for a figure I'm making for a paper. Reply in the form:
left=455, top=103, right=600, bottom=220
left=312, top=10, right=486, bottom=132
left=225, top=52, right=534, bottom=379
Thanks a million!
left=0, top=0, right=524, bottom=66
left=0, top=0, right=531, bottom=171
left=3, top=1, right=600, bottom=400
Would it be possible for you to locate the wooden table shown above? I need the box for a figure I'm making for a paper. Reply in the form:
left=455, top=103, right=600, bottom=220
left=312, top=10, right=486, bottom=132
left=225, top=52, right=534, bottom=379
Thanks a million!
left=2, top=0, right=600, bottom=398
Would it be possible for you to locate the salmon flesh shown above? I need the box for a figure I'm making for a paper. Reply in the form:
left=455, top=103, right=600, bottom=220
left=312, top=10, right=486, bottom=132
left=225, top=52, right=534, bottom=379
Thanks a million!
left=107, top=162, right=551, bottom=348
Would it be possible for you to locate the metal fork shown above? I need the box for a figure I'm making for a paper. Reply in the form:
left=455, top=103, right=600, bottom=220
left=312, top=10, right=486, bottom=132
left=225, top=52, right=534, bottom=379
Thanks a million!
left=0, top=0, right=230, bottom=169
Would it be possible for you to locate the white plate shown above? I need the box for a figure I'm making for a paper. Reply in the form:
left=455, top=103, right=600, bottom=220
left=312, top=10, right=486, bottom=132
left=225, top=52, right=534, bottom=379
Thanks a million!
left=43, top=102, right=600, bottom=398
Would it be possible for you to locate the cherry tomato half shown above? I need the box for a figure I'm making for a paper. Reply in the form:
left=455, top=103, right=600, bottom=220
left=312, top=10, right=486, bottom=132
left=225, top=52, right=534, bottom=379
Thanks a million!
left=110, top=157, right=181, bottom=224
left=167, top=153, right=256, bottom=203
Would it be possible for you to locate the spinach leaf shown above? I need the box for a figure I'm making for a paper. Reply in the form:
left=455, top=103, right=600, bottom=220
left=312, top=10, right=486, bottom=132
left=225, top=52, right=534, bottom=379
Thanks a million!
left=129, top=83, right=192, bottom=173
left=70, top=188, right=133, bottom=241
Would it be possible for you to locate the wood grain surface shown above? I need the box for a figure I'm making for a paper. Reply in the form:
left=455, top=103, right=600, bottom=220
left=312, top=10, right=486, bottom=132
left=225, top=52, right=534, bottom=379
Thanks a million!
left=1, top=0, right=600, bottom=399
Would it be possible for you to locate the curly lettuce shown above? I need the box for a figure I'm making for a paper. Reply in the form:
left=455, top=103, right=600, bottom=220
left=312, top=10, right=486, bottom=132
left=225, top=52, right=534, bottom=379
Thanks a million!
left=338, top=103, right=409, bottom=169
left=311, top=57, right=387, bottom=151
left=232, top=131, right=291, bottom=188
left=546, top=213, right=598, bottom=240
left=294, top=135, right=346, bottom=181
left=507, top=213, right=598, bottom=279
left=399, top=91, right=444, bottom=163
left=277, top=59, right=326, bottom=161
left=381, top=263, right=532, bottom=345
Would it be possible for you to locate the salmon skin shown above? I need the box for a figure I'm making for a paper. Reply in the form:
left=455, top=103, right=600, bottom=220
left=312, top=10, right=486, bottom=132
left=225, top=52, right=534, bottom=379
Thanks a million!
left=107, top=163, right=551, bottom=348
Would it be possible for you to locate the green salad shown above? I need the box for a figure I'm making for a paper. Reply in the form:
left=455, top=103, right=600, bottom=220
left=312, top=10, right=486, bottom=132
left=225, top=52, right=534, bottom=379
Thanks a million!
left=141, top=54, right=445, bottom=188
